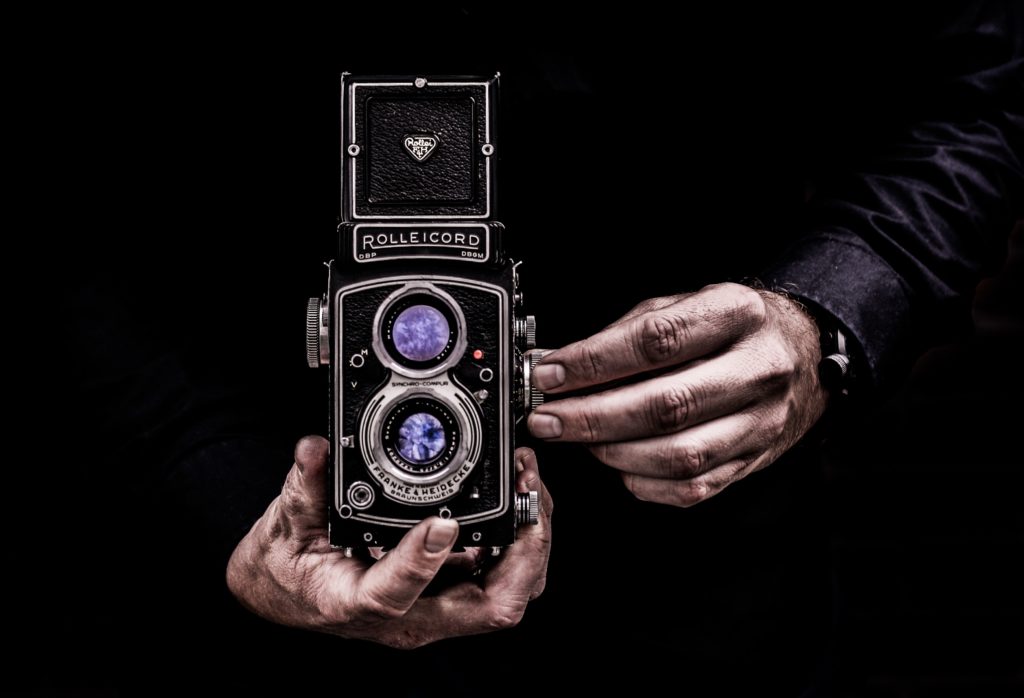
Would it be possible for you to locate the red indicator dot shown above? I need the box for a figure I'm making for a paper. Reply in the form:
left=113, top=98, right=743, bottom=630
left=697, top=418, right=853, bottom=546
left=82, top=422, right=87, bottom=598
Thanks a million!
left=473, top=349, right=484, bottom=360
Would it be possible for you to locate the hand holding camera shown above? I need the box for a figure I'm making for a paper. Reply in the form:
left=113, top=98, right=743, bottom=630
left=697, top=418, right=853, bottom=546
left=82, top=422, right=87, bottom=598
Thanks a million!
left=227, top=437, right=552, bottom=648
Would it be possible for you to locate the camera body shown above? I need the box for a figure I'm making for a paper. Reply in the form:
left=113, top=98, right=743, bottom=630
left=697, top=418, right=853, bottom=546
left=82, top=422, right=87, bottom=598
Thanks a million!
left=307, top=75, right=543, bottom=552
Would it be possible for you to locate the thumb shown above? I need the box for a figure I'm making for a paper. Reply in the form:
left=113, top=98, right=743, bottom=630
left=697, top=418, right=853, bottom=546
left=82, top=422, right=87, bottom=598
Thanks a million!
left=278, top=435, right=330, bottom=529
left=355, top=518, right=458, bottom=617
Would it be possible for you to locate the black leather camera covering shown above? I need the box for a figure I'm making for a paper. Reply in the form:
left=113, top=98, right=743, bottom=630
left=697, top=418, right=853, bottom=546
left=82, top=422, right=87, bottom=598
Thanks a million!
left=344, top=77, right=495, bottom=219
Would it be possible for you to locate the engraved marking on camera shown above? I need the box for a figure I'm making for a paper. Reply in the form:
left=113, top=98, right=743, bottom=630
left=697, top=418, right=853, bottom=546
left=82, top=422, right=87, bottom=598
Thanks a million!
left=359, top=386, right=482, bottom=505
left=352, top=224, right=490, bottom=263
left=363, top=229, right=478, bottom=249
left=403, top=134, right=439, bottom=162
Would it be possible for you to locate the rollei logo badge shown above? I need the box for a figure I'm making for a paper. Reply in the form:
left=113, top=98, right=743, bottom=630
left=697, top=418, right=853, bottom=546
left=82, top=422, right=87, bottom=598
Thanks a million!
left=403, top=134, right=438, bottom=162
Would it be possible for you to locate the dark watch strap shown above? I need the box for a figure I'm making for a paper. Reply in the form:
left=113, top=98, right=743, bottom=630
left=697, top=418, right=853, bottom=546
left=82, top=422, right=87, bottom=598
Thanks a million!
left=819, top=326, right=854, bottom=397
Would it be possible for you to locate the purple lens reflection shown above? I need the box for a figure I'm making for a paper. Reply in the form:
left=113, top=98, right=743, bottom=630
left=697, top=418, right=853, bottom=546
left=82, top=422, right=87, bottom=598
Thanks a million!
left=393, top=304, right=450, bottom=362
left=397, top=412, right=446, bottom=463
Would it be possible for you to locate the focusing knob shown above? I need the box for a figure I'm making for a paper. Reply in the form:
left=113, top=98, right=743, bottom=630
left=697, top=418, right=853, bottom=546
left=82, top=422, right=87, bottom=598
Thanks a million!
left=306, top=297, right=329, bottom=367
left=525, top=315, right=537, bottom=349
left=523, top=349, right=550, bottom=413
left=516, top=491, right=540, bottom=526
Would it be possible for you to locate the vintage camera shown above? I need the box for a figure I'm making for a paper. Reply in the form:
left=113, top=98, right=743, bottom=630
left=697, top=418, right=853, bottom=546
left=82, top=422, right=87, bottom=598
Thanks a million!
left=306, top=74, right=546, bottom=553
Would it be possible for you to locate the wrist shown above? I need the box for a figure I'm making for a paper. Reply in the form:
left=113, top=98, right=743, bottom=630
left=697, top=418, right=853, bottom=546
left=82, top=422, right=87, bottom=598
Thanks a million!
left=756, top=287, right=861, bottom=399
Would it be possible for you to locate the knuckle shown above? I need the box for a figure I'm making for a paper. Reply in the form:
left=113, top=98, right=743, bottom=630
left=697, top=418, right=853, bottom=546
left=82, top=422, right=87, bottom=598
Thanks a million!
left=674, top=478, right=711, bottom=507
left=666, top=442, right=705, bottom=479
left=621, top=473, right=649, bottom=502
left=279, top=474, right=306, bottom=517
left=574, top=405, right=604, bottom=442
left=488, top=604, right=526, bottom=631
left=382, top=632, right=427, bottom=650
left=651, top=383, right=700, bottom=432
left=735, top=284, right=769, bottom=326
left=639, top=313, right=690, bottom=364
left=575, top=342, right=606, bottom=382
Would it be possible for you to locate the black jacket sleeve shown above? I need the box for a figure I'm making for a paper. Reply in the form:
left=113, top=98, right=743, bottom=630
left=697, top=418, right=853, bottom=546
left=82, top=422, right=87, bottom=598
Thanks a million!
left=67, top=277, right=294, bottom=568
left=763, top=2, right=1023, bottom=393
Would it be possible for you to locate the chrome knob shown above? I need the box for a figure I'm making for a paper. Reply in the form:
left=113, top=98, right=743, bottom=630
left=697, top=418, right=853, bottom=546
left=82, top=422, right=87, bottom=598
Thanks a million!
left=524, top=315, right=537, bottom=349
left=523, top=349, right=550, bottom=413
left=306, top=297, right=329, bottom=367
left=514, top=315, right=538, bottom=350
left=516, top=491, right=540, bottom=526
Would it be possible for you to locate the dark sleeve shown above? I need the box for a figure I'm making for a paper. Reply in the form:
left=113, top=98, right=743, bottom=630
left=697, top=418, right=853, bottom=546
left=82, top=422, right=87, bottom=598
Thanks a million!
left=763, top=2, right=1024, bottom=393
left=67, top=277, right=293, bottom=567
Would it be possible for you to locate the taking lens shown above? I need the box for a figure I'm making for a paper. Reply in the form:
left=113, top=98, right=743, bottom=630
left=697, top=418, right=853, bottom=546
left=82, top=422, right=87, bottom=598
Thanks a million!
left=396, top=412, right=446, bottom=463
left=382, top=396, right=460, bottom=476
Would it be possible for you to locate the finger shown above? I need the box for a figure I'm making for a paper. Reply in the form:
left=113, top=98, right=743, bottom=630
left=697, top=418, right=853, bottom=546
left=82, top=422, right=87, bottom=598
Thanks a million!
left=531, top=283, right=766, bottom=394
left=360, top=475, right=554, bottom=648
left=278, top=435, right=330, bottom=531
left=606, top=294, right=691, bottom=328
left=515, top=447, right=539, bottom=490
left=493, top=468, right=553, bottom=600
left=355, top=517, right=458, bottom=618
left=528, top=357, right=754, bottom=442
left=370, top=544, right=483, bottom=571
left=589, top=411, right=762, bottom=479
left=620, top=456, right=763, bottom=508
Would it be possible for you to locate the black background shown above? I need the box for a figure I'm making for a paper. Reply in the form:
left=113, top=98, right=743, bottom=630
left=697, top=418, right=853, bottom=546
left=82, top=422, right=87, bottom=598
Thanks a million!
left=17, top=5, right=1023, bottom=696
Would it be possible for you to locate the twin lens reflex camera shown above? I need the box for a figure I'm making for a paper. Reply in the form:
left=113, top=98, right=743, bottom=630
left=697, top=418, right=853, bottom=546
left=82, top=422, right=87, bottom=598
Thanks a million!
left=306, top=74, right=546, bottom=554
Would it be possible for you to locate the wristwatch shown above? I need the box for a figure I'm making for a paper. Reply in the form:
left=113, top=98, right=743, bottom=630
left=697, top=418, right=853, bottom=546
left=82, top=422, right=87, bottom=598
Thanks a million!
left=818, top=324, right=856, bottom=397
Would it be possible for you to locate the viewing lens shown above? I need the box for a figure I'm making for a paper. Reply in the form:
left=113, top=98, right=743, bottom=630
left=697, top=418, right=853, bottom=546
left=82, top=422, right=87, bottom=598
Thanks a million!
left=397, top=412, right=446, bottom=463
left=392, top=304, right=450, bottom=362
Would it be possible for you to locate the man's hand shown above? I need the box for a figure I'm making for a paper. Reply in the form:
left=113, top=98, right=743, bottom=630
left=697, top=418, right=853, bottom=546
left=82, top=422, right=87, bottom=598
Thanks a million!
left=527, top=283, right=827, bottom=507
left=227, top=437, right=552, bottom=648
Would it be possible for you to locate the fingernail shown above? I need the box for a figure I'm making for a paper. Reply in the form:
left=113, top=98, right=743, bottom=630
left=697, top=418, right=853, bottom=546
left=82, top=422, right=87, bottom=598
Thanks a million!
left=424, top=519, right=458, bottom=553
left=529, top=413, right=563, bottom=439
left=533, top=363, right=565, bottom=390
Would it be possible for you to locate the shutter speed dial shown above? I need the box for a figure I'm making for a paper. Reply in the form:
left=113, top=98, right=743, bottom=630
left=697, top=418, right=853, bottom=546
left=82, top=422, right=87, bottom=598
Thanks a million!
left=514, top=315, right=537, bottom=350
left=306, top=297, right=330, bottom=367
